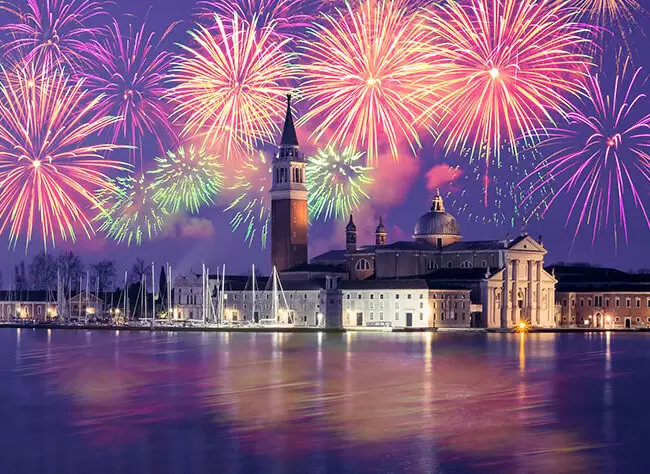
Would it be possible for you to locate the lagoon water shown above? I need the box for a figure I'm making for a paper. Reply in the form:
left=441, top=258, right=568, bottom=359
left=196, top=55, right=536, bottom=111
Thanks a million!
left=0, top=328, right=649, bottom=473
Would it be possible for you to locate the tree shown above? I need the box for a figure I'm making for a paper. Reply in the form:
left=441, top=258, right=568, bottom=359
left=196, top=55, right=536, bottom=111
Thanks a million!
left=28, top=251, right=57, bottom=291
left=130, top=258, right=147, bottom=284
left=56, top=251, right=85, bottom=293
left=91, top=260, right=116, bottom=292
left=158, top=265, right=168, bottom=306
left=14, top=261, right=27, bottom=292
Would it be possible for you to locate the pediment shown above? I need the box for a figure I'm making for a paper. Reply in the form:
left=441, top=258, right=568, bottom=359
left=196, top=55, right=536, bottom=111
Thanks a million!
left=508, top=235, right=546, bottom=253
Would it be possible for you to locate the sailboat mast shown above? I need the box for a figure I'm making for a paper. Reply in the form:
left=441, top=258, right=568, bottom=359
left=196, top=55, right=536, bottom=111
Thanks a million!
left=168, top=264, right=173, bottom=320
left=273, top=266, right=278, bottom=323
left=151, top=262, right=155, bottom=323
left=252, top=264, right=255, bottom=323
left=123, top=270, right=128, bottom=322
left=221, top=264, right=226, bottom=322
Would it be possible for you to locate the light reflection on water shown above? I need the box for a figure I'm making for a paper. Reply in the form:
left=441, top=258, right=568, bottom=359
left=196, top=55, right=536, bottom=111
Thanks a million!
left=1, top=329, right=649, bottom=473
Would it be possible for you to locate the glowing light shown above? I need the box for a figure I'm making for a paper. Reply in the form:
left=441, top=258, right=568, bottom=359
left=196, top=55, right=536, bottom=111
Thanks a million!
left=306, top=145, right=373, bottom=222
left=224, top=152, right=271, bottom=247
left=150, top=145, right=223, bottom=214
left=299, top=0, right=439, bottom=163
left=84, top=19, right=176, bottom=165
left=94, top=173, right=167, bottom=246
left=520, top=58, right=650, bottom=245
left=0, top=0, right=106, bottom=71
left=420, top=0, right=594, bottom=201
left=0, top=66, right=127, bottom=250
left=169, top=15, right=294, bottom=159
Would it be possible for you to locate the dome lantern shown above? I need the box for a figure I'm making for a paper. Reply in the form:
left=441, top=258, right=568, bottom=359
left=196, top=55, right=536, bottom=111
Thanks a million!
left=413, top=191, right=461, bottom=247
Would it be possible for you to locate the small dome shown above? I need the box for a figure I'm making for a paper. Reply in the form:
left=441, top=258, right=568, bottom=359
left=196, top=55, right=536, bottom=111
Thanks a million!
left=413, top=191, right=460, bottom=241
left=346, top=214, right=356, bottom=232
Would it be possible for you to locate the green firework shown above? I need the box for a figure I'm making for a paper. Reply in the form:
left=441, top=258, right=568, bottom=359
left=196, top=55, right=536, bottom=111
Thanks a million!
left=94, top=174, right=168, bottom=246
left=224, top=152, right=271, bottom=248
left=306, top=145, right=373, bottom=221
left=150, top=145, right=223, bottom=214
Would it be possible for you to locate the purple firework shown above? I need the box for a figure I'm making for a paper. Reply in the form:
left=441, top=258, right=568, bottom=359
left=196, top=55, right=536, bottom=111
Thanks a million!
left=0, top=0, right=106, bottom=72
left=84, top=18, right=177, bottom=165
left=521, top=58, right=650, bottom=246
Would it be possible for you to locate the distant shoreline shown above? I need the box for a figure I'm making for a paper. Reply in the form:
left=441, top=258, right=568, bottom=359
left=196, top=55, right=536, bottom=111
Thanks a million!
left=1, top=323, right=650, bottom=334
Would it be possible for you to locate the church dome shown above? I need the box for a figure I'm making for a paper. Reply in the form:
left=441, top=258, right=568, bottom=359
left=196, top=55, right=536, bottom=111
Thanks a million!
left=413, top=190, right=461, bottom=243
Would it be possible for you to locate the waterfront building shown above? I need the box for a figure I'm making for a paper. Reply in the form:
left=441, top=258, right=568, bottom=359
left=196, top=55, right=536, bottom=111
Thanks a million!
left=0, top=291, right=57, bottom=321
left=310, top=191, right=557, bottom=328
left=552, top=265, right=650, bottom=329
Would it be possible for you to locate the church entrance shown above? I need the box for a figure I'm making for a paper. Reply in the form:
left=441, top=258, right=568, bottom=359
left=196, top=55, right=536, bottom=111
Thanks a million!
left=625, top=318, right=631, bottom=329
left=406, top=313, right=413, bottom=327
left=356, top=312, right=363, bottom=326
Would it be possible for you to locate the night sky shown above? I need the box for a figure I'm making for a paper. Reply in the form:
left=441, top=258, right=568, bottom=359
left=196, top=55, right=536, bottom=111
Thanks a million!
left=0, top=0, right=649, bottom=283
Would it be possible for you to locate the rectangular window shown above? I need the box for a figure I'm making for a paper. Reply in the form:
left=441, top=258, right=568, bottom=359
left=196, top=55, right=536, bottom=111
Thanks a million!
left=395, top=294, right=400, bottom=300
left=588, top=298, right=592, bottom=307
left=370, top=312, right=374, bottom=320
left=580, top=299, right=584, bottom=307
left=395, top=312, right=399, bottom=321
left=563, top=299, right=567, bottom=307
left=606, top=298, right=610, bottom=307
left=395, top=302, right=399, bottom=309
left=379, top=312, right=384, bottom=320
left=357, top=294, right=362, bottom=300
left=420, top=302, right=424, bottom=309
left=626, top=298, right=631, bottom=308
left=369, top=302, right=374, bottom=309
left=346, top=294, right=350, bottom=299
left=615, top=298, right=620, bottom=307
left=379, top=302, right=384, bottom=309
left=407, top=294, right=412, bottom=299
left=636, top=299, right=641, bottom=308
left=370, top=294, right=374, bottom=300
left=419, top=294, right=424, bottom=299
left=419, top=313, right=423, bottom=320
left=380, top=294, right=384, bottom=299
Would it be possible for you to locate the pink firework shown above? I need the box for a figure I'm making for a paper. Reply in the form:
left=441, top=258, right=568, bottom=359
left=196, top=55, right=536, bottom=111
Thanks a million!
left=521, top=59, right=650, bottom=245
left=84, top=19, right=177, bottom=165
left=0, top=0, right=106, bottom=72
left=196, top=0, right=314, bottom=37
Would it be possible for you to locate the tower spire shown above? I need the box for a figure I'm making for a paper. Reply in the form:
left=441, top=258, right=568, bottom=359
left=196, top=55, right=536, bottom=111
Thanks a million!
left=280, top=93, right=298, bottom=146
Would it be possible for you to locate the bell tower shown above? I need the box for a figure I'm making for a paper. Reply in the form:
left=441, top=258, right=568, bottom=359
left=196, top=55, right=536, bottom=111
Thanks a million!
left=270, top=94, right=308, bottom=271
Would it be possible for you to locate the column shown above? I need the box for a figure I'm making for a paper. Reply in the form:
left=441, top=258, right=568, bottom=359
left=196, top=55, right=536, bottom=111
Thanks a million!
left=511, top=259, right=518, bottom=325
left=534, top=262, right=541, bottom=325
left=500, top=260, right=509, bottom=328
left=528, top=260, right=534, bottom=323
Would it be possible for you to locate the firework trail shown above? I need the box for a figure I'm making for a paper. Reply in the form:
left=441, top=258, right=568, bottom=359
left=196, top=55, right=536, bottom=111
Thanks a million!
left=94, top=173, right=167, bottom=246
left=521, top=59, right=650, bottom=245
left=0, top=65, right=127, bottom=250
left=306, top=145, right=373, bottom=222
left=568, top=0, right=644, bottom=58
left=169, top=15, right=294, bottom=159
left=150, top=145, right=223, bottom=214
left=445, top=143, right=554, bottom=229
left=224, top=151, right=271, bottom=248
left=84, top=19, right=177, bottom=165
left=299, top=0, right=438, bottom=164
left=0, top=0, right=106, bottom=72
left=420, top=0, right=594, bottom=202
left=196, top=0, right=313, bottom=37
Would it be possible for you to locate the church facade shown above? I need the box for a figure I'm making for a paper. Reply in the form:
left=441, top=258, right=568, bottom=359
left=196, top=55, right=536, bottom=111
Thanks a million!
left=308, top=191, right=557, bottom=328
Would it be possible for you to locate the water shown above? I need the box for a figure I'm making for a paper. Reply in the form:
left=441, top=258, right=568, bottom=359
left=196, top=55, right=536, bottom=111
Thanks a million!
left=0, top=329, right=648, bottom=474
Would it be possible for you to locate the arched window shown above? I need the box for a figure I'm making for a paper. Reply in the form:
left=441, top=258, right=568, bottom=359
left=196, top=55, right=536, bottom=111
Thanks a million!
left=427, top=261, right=438, bottom=270
left=460, top=261, right=473, bottom=268
left=355, top=259, right=371, bottom=271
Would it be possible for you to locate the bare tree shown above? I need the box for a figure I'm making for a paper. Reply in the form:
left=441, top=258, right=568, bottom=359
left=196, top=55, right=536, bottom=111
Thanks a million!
left=56, top=251, right=85, bottom=292
left=130, top=258, right=147, bottom=284
left=28, top=251, right=58, bottom=291
left=91, top=260, right=116, bottom=292
left=14, top=262, right=28, bottom=292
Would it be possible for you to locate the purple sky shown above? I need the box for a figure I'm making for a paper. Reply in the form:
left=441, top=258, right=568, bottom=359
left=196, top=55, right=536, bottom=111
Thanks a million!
left=0, top=0, right=649, bottom=285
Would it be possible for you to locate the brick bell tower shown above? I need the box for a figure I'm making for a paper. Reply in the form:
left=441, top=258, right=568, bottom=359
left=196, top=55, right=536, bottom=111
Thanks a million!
left=270, top=94, right=308, bottom=271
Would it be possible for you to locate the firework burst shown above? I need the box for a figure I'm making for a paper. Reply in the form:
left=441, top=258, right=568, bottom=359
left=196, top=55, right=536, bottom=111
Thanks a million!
left=84, top=19, right=177, bottom=164
left=299, top=0, right=438, bottom=164
left=224, top=152, right=271, bottom=247
left=150, top=145, right=223, bottom=214
left=0, top=0, right=106, bottom=72
left=0, top=65, right=127, bottom=250
left=306, top=145, right=373, bottom=221
left=196, top=0, right=313, bottom=37
left=521, top=59, right=650, bottom=245
left=94, top=173, right=167, bottom=246
left=169, top=15, right=294, bottom=159
left=420, top=0, right=594, bottom=200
